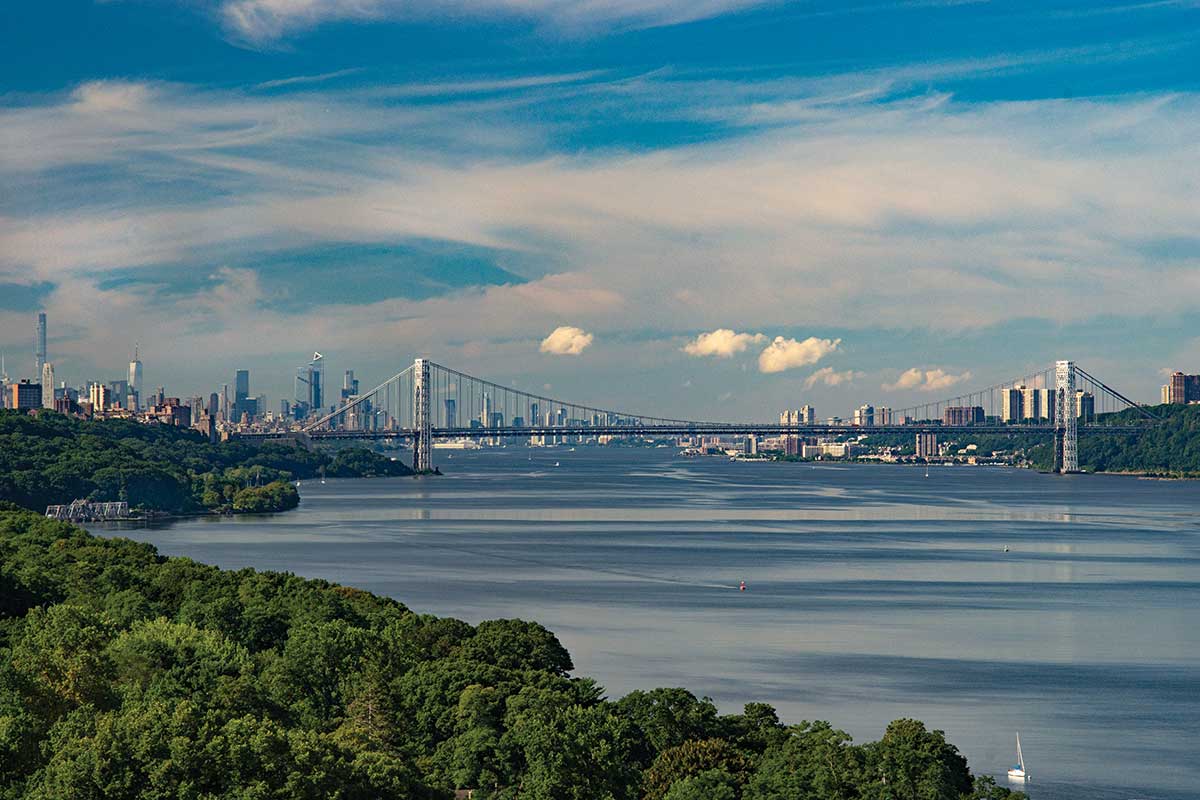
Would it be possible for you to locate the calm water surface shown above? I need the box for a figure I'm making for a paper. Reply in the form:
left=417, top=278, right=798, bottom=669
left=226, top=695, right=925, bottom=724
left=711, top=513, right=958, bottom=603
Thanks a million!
left=97, top=448, right=1200, bottom=800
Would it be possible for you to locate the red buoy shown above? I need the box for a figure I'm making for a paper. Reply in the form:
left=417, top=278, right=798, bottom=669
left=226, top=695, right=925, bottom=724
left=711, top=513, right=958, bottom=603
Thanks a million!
left=739, top=580, right=746, bottom=592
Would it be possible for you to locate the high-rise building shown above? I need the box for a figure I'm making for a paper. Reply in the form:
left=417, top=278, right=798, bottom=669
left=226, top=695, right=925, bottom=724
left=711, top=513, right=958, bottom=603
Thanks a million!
left=10, top=380, right=41, bottom=410
left=41, top=362, right=55, bottom=409
left=780, top=409, right=799, bottom=426
left=233, top=369, right=255, bottom=422
left=295, top=353, right=324, bottom=413
left=221, top=384, right=230, bottom=421
left=35, top=312, right=46, bottom=378
left=876, top=407, right=892, bottom=426
left=1076, top=390, right=1095, bottom=423
left=943, top=406, right=985, bottom=426
left=444, top=398, right=457, bottom=428
left=800, top=405, right=815, bottom=424
left=1165, top=372, right=1200, bottom=404
left=1001, top=388, right=1024, bottom=423
left=853, top=404, right=875, bottom=426
left=481, top=393, right=493, bottom=427
left=108, top=379, right=129, bottom=409
left=915, top=432, right=938, bottom=459
left=235, top=370, right=250, bottom=402
left=209, top=393, right=220, bottom=419
left=89, top=382, right=109, bottom=412
left=342, top=370, right=359, bottom=401
left=128, top=345, right=143, bottom=410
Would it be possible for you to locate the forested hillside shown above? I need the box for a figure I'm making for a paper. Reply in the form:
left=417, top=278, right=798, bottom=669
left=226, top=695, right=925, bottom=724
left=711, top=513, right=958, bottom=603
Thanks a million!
left=0, top=410, right=409, bottom=514
left=0, top=509, right=1023, bottom=800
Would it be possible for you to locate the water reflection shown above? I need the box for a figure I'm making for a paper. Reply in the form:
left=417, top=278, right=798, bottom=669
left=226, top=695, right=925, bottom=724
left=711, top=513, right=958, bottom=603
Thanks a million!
left=94, top=448, right=1200, bottom=800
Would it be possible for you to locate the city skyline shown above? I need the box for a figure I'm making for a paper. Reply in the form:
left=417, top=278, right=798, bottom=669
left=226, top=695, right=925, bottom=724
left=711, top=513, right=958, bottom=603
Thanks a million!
left=2, top=2, right=1200, bottom=418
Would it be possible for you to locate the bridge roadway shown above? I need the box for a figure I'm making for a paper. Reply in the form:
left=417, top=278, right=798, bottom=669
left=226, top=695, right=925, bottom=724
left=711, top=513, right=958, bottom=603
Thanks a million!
left=236, top=423, right=1148, bottom=442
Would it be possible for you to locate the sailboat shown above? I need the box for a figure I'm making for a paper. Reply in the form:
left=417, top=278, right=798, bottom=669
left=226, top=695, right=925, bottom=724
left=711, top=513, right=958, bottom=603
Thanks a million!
left=1007, top=733, right=1028, bottom=781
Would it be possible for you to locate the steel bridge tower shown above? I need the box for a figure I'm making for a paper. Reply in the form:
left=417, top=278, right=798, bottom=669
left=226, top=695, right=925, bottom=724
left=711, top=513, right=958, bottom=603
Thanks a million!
left=1055, top=360, right=1078, bottom=473
left=413, top=357, right=433, bottom=473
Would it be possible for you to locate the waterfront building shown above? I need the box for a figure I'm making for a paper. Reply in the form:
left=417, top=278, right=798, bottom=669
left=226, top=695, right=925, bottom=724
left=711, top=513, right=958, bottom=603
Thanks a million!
left=915, top=432, right=938, bottom=459
left=853, top=404, right=874, bottom=426
left=1001, top=388, right=1023, bottom=423
left=943, top=406, right=985, bottom=426
left=1076, top=390, right=1095, bottom=423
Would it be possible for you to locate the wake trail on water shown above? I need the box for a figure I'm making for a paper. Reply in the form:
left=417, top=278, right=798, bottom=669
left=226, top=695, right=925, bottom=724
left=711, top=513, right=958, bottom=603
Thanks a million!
left=416, top=540, right=737, bottom=591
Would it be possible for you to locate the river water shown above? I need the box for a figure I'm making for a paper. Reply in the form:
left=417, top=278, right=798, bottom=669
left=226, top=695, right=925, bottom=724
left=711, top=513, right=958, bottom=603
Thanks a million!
left=96, top=447, right=1200, bottom=799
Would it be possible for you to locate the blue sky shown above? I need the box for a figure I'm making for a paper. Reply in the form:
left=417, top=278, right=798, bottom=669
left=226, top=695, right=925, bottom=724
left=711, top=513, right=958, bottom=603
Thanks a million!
left=2, top=0, right=1199, bottom=418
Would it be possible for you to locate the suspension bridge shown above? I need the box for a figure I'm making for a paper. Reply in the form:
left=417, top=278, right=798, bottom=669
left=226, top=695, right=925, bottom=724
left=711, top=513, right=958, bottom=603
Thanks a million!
left=238, top=358, right=1157, bottom=474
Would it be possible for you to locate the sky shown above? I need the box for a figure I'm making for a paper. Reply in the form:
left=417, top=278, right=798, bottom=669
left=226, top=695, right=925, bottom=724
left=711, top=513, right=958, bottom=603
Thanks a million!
left=2, top=0, right=1199, bottom=419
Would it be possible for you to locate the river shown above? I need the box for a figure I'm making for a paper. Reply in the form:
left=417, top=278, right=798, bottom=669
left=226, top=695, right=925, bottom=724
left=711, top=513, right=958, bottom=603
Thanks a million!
left=95, top=447, right=1200, bottom=799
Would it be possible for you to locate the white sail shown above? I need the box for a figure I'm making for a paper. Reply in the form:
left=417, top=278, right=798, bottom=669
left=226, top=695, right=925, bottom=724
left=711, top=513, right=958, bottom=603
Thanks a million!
left=1016, top=733, right=1024, bottom=771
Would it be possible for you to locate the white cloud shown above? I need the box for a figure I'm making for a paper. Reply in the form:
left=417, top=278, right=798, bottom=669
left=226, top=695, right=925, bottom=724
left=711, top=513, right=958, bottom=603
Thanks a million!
left=218, top=0, right=770, bottom=44
left=804, top=366, right=862, bottom=389
left=758, top=336, right=840, bottom=374
left=883, top=368, right=973, bottom=393
left=682, top=328, right=766, bottom=358
left=540, top=325, right=594, bottom=355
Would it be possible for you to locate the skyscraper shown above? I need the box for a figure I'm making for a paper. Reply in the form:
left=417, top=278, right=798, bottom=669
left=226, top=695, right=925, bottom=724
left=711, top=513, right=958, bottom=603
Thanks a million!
left=128, top=345, right=143, bottom=410
left=35, top=312, right=46, bottom=378
left=444, top=398, right=457, bottom=428
left=41, top=362, right=55, bottom=409
left=235, top=369, right=250, bottom=402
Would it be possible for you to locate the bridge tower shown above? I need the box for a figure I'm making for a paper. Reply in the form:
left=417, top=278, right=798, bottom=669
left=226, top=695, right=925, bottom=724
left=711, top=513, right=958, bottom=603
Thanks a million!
left=413, top=357, right=433, bottom=473
left=1054, top=360, right=1078, bottom=473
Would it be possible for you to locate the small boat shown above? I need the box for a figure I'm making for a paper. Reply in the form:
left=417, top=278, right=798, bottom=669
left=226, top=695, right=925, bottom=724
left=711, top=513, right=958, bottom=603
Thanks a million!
left=1007, top=733, right=1028, bottom=781
left=295, top=481, right=301, bottom=487
left=554, top=461, right=560, bottom=467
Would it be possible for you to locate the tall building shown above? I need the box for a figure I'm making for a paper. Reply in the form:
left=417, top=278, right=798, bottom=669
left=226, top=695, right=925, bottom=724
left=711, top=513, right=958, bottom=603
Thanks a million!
left=944, top=406, right=984, bottom=426
left=800, top=405, right=815, bottom=424
left=89, top=382, right=109, bottom=412
left=342, top=370, right=359, bottom=401
left=1076, top=390, right=1095, bottom=423
left=915, top=432, right=938, bottom=459
left=1165, top=372, right=1200, bottom=404
left=41, top=362, right=55, bottom=409
left=444, top=398, right=457, bottom=428
left=1001, top=387, right=1024, bottom=423
left=295, top=353, right=324, bottom=413
left=876, top=407, right=892, bottom=426
left=481, top=393, right=493, bottom=427
left=780, top=409, right=799, bottom=426
left=209, top=393, right=220, bottom=419
left=853, top=404, right=874, bottom=426
left=35, top=312, right=46, bottom=378
left=10, top=380, right=41, bottom=411
left=233, top=369, right=257, bottom=421
left=128, top=345, right=143, bottom=410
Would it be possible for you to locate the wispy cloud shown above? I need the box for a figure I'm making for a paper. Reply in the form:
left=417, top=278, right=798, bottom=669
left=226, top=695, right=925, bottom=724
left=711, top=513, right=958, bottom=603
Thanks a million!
left=804, top=366, right=862, bottom=389
left=218, top=0, right=772, bottom=45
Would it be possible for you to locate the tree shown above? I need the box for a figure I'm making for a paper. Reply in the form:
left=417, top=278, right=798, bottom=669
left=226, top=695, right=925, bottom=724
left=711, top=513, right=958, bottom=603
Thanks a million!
left=641, top=738, right=752, bottom=800
left=664, top=768, right=741, bottom=800
left=747, top=720, right=864, bottom=800
left=615, top=688, right=722, bottom=764
left=10, top=604, right=115, bottom=716
left=862, top=719, right=972, bottom=800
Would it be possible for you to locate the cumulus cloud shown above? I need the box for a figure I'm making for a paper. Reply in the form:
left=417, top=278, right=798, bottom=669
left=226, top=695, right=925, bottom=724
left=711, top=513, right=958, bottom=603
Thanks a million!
left=540, top=325, right=594, bottom=355
left=758, top=336, right=840, bottom=374
left=682, top=328, right=766, bottom=358
left=804, top=367, right=862, bottom=389
left=883, top=368, right=972, bottom=392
